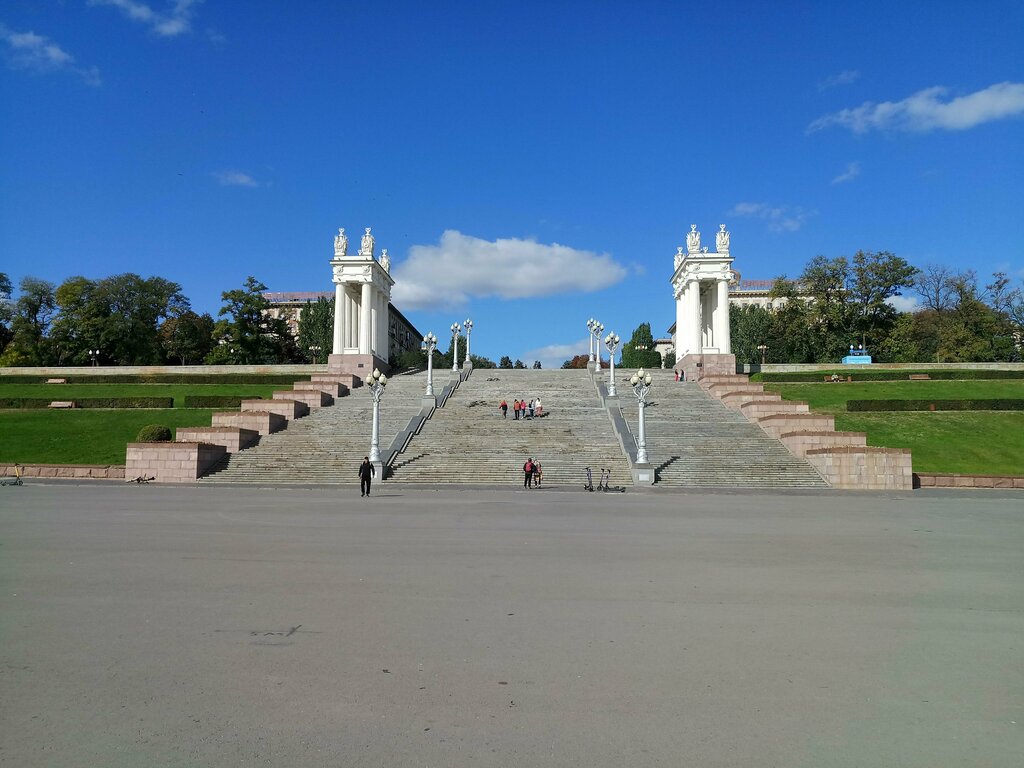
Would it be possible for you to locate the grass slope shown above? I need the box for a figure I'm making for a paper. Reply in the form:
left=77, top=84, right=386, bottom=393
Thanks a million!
left=0, top=383, right=280, bottom=407
left=765, top=381, right=1024, bottom=475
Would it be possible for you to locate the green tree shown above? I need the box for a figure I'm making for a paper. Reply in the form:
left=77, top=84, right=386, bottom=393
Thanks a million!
left=297, top=297, right=334, bottom=363
left=499, top=355, right=513, bottom=369
left=729, top=304, right=775, bottom=364
left=513, top=359, right=526, bottom=369
left=849, top=250, right=918, bottom=348
left=620, top=322, right=661, bottom=368
left=0, top=277, right=56, bottom=366
left=0, top=272, right=13, bottom=355
left=206, top=276, right=294, bottom=364
left=561, top=354, right=590, bottom=369
left=160, top=311, right=215, bottom=364
left=532, top=360, right=542, bottom=369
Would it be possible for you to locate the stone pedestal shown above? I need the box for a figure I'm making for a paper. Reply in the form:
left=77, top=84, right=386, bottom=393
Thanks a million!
left=677, top=353, right=736, bottom=382
left=587, top=360, right=598, bottom=375
left=421, top=394, right=438, bottom=409
left=631, top=463, right=655, bottom=485
left=328, top=353, right=389, bottom=377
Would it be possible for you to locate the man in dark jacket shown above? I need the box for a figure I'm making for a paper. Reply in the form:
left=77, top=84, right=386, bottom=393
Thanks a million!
left=359, top=457, right=375, bottom=497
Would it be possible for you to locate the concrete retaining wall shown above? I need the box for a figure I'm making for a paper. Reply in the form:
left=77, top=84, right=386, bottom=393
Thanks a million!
left=1, top=463, right=125, bottom=479
left=780, top=430, right=868, bottom=458
left=914, top=473, right=1024, bottom=489
left=806, top=446, right=913, bottom=490
left=175, top=427, right=260, bottom=453
left=125, top=442, right=226, bottom=483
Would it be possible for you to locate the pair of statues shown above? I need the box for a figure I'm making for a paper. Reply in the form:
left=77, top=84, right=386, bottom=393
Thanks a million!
left=684, top=224, right=730, bottom=255
left=334, top=227, right=389, bottom=272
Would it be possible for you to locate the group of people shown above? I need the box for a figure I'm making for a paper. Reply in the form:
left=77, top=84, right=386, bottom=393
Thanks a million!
left=522, top=457, right=543, bottom=488
left=499, top=398, right=544, bottom=420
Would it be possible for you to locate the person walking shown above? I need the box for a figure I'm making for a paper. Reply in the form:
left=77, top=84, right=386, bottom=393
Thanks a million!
left=528, top=399, right=535, bottom=418
left=513, top=399, right=520, bottom=420
left=534, top=460, right=543, bottom=487
left=535, top=397, right=543, bottom=417
left=499, top=399, right=508, bottom=418
left=523, top=457, right=534, bottom=488
left=358, top=456, right=375, bottom=497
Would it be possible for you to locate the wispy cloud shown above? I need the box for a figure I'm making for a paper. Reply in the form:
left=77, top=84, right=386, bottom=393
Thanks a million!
left=831, top=161, right=861, bottom=185
left=808, top=81, right=1024, bottom=134
left=89, top=0, right=201, bottom=37
left=818, top=69, right=860, bottom=91
left=213, top=170, right=260, bottom=187
left=520, top=338, right=591, bottom=370
left=729, top=202, right=814, bottom=233
left=391, top=230, right=628, bottom=310
left=887, top=295, right=920, bottom=313
left=0, top=23, right=101, bottom=85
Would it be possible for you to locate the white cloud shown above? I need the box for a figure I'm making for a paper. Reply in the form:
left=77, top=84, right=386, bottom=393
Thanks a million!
left=213, top=170, right=260, bottom=187
left=887, top=294, right=920, bottom=313
left=89, top=0, right=200, bottom=37
left=0, top=23, right=101, bottom=85
left=391, top=230, right=627, bottom=310
left=808, top=81, right=1024, bottom=134
left=520, top=338, right=591, bottom=370
left=818, top=69, right=860, bottom=91
left=728, top=202, right=814, bottom=233
left=831, top=161, right=861, bottom=185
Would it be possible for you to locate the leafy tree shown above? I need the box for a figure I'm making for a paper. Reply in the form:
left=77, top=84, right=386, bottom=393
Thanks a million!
left=297, top=297, right=334, bottom=363
left=206, top=276, right=294, bottom=364
left=0, top=277, right=56, bottom=366
left=849, top=250, right=917, bottom=347
left=532, top=360, right=542, bottom=369
left=398, top=347, right=427, bottom=371
left=160, top=311, right=215, bottom=364
left=513, top=359, right=526, bottom=369
left=499, top=355, right=513, bottom=369
left=0, top=272, right=13, bottom=355
left=913, top=264, right=957, bottom=312
left=620, top=322, right=661, bottom=368
left=470, top=354, right=497, bottom=368
left=561, top=354, right=590, bottom=369
left=729, top=304, right=775, bottom=364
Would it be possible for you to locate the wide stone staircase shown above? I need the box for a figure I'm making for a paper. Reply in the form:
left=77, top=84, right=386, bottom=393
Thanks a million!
left=616, top=369, right=828, bottom=487
left=201, top=372, right=427, bottom=484
left=389, top=369, right=631, bottom=487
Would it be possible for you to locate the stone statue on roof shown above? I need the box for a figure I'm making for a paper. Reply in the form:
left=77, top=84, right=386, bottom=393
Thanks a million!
left=674, top=246, right=684, bottom=269
left=380, top=248, right=390, bottom=273
left=334, top=228, right=347, bottom=258
left=686, top=224, right=700, bottom=254
left=716, top=224, right=730, bottom=254
left=360, top=227, right=375, bottom=258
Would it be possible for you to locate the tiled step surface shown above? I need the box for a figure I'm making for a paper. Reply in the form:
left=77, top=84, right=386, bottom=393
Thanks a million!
left=615, top=369, right=827, bottom=487
left=389, top=369, right=631, bottom=488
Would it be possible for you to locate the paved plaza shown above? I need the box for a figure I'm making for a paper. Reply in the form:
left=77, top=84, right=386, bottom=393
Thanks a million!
left=1, top=482, right=1022, bottom=767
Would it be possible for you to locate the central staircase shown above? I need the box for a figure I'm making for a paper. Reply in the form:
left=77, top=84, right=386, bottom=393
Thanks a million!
left=389, top=369, right=631, bottom=487
left=616, top=369, right=827, bottom=487
left=201, top=372, right=427, bottom=484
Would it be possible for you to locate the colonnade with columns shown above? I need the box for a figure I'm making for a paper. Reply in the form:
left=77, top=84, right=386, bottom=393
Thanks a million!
left=671, top=224, right=734, bottom=360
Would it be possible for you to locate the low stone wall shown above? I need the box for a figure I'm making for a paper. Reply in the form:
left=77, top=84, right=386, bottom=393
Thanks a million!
left=913, top=473, right=1024, bottom=489
left=743, top=362, right=1024, bottom=374
left=740, top=400, right=809, bottom=420
left=240, top=399, right=309, bottom=420
left=720, top=391, right=781, bottom=409
left=125, top=442, right=226, bottom=483
left=0, top=364, right=325, bottom=377
left=779, top=430, right=868, bottom=458
left=175, top=427, right=260, bottom=453
left=805, top=446, right=913, bottom=490
left=211, top=410, right=286, bottom=435
left=755, top=412, right=836, bottom=437
left=1, top=463, right=125, bottom=479
left=294, top=381, right=347, bottom=397
left=274, top=389, right=331, bottom=409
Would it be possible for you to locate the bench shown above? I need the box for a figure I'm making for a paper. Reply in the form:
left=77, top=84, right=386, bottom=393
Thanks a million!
left=45, top=378, right=67, bottom=384
left=48, top=401, right=76, bottom=409
left=908, top=374, right=931, bottom=380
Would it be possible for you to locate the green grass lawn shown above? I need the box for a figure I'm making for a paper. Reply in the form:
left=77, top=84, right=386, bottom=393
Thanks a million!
left=0, top=382, right=280, bottom=407
left=0, top=409, right=220, bottom=465
left=764, top=381, right=1024, bottom=475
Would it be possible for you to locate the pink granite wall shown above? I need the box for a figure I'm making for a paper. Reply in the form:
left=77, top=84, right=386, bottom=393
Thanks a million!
left=1, top=463, right=125, bottom=479
left=805, top=446, right=913, bottom=490
left=274, top=389, right=331, bottom=409
left=211, top=410, right=286, bottom=435
left=175, top=427, right=259, bottom=453
left=914, top=473, right=1024, bottom=489
left=125, top=442, right=226, bottom=483
left=779, top=430, right=868, bottom=458
left=240, top=399, right=309, bottom=420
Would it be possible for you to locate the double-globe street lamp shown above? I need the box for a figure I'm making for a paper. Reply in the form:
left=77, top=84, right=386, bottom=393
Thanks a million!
left=422, top=332, right=438, bottom=399
left=367, top=367, right=388, bottom=464
left=463, top=318, right=473, bottom=368
left=89, top=348, right=100, bottom=367
left=308, top=344, right=322, bottom=364
left=588, top=319, right=604, bottom=366
left=604, top=331, right=621, bottom=397
left=450, top=322, right=461, bottom=373
left=629, top=368, right=653, bottom=464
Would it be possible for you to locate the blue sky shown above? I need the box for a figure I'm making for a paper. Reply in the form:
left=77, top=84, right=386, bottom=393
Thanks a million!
left=2, top=1, right=1022, bottom=367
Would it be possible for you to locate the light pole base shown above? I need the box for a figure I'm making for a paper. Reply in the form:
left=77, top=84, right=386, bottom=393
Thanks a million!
left=631, top=462, right=655, bottom=485
left=587, top=360, right=597, bottom=375
left=372, top=460, right=385, bottom=481
left=421, top=394, right=437, bottom=409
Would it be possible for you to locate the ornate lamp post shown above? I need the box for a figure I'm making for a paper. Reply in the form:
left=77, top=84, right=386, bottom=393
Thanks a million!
left=463, top=318, right=473, bottom=368
left=586, top=318, right=597, bottom=362
left=450, top=322, right=461, bottom=372
left=367, top=367, right=388, bottom=464
left=590, top=320, right=605, bottom=367
left=89, top=348, right=100, bottom=367
left=308, top=344, right=322, bottom=364
left=604, top=331, right=621, bottom=397
left=422, top=332, right=438, bottom=400
left=629, top=368, right=653, bottom=464
left=757, top=344, right=768, bottom=364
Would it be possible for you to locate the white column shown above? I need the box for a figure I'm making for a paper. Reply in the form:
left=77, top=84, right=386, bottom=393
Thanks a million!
left=688, top=279, right=701, bottom=354
left=332, top=282, right=344, bottom=354
left=380, top=296, right=390, bottom=359
left=348, top=290, right=357, bottom=349
left=360, top=281, right=372, bottom=354
left=674, top=282, right=686, bottom=361
left=702, top=287, right=713, bottom=349
left=716, top=278, right=731, bottom=354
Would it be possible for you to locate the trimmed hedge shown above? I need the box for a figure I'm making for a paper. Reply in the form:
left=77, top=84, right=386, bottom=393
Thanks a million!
left=0, top=374, right=301, bottom=385
left=755, top=370, right=1024, bottom=383
left=0, top=397, right=175, bottom=409
left=847, top=399, right=1024, bottom=412
left=136, top=424, right=172, bottom=442
left=182, top=394, right=258, bottom=408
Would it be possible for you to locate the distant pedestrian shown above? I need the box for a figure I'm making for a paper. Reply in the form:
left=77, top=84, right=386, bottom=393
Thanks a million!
left=358, top=456, right=375, bottom=497
left=513, top=399, right=520, bottom=420
left=534, top=460, right=543, bottom=487
left=500, top=399, right=508, bottom=418
left=528, top=399, right=535, bottom=418
left=535, top=397, right=543, bottom=417
left=523, top=458, right=534, bottom=488
left=674, top=369, right=680, bottom=382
